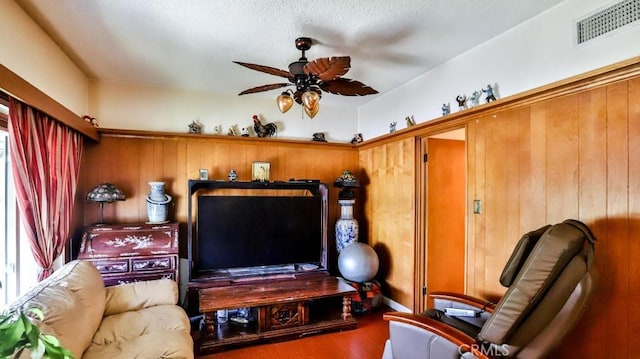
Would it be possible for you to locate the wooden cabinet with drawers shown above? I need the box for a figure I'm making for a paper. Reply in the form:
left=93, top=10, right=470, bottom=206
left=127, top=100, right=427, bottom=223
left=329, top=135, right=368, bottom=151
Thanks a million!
left=77, top=222, right=179, bottom=286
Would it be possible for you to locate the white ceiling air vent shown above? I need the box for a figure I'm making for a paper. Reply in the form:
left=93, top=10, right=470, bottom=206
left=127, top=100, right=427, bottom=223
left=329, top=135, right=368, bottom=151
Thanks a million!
left=577, top=0, right=640, bottom=44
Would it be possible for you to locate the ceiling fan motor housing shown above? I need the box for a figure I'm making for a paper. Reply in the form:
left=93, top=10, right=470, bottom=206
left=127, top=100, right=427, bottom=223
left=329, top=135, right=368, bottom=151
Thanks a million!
left=288, top=60, right=307, bottom=77
left=295, top=37, right=312, bottom=51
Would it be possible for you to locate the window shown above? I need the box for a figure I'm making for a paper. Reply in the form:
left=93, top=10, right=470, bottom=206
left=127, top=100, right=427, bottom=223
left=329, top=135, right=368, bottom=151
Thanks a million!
left=1, top=99, right=37, bottom=307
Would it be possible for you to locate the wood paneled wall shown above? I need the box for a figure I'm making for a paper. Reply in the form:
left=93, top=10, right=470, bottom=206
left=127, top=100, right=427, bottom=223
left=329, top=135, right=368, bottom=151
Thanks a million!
left=466, top=77, right=640, bottom=358
left=358, top=138, right=417, bottom=308
left=359, top=59, right=640, bottom=357
left=76, top=131, right=359, bottom=271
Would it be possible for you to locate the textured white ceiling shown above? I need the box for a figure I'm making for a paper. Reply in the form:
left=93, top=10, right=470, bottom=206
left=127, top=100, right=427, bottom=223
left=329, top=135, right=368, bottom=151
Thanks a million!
left=16, top=0, right=564, bottom=108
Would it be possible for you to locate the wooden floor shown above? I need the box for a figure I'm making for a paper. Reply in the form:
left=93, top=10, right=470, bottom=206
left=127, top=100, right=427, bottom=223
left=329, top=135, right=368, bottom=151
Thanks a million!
left=195, top=308, right=391, bottom=359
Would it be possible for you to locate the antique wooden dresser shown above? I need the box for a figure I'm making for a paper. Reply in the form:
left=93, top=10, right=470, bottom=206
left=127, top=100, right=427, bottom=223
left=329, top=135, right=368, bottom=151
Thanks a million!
left=77, top=222, right=179, bottom=286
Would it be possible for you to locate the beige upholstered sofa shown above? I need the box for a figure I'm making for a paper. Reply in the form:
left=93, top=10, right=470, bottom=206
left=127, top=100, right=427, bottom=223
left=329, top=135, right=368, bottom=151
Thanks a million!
left=5, top=260, right=193, bottom=358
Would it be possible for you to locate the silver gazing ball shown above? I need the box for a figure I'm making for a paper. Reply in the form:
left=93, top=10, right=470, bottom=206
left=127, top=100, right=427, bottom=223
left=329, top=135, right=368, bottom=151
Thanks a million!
left=338, top=242, right=379, bottom=283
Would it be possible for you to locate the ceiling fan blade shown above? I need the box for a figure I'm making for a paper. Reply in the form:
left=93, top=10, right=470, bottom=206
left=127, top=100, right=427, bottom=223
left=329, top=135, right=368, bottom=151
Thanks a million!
left=233, top=61, right=293, bottom=79
left=319, top=78, right=378, bottom=96
left=238, top=83, right=291, bottom=95
left=304, top=56, right=351, bottom=82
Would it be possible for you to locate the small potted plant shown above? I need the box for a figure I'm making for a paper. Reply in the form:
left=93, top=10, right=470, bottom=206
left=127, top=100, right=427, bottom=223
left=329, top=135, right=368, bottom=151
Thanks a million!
left=0, top=307, right=74, bottom=358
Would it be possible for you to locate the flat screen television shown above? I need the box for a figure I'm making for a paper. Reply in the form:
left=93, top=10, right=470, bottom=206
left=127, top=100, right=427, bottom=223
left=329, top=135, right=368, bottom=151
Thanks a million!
left=193, top=194, right=325, bottom=277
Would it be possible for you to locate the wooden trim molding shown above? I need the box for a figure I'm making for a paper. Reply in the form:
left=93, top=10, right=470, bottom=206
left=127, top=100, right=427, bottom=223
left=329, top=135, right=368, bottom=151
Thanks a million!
left=98, top=127, right=359, bottom=150
left=0, top=92, right=7, bottom=128
left=0, top=64, right=99, bottom=141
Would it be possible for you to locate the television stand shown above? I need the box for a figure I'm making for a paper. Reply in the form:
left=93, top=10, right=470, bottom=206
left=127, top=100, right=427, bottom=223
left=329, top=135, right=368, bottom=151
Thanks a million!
left=197, top=276, right=357, bottom=353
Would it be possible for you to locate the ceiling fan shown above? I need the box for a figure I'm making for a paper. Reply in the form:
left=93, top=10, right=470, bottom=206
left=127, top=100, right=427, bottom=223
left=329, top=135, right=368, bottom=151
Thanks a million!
left=234, top=37, right=378, bottom=118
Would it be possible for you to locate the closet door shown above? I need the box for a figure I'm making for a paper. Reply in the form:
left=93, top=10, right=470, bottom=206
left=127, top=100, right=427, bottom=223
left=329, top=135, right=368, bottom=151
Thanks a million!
left=424, top=137, right=466, bottom=308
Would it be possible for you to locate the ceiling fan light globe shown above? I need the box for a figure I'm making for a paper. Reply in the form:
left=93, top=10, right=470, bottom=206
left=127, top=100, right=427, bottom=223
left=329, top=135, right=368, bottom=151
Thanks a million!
left=277, top=92, right=294, bottom=113
left=304, top=103, right=320, bottom=118
left=302, top=90, right=320, bottom=110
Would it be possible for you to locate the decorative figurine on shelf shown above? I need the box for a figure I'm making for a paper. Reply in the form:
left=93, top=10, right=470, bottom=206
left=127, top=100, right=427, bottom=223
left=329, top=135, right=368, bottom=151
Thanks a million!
left=83, top=115, right=98, bottom=127
left=442, top=103, right=451, bottom=116
left=389, top=121, right=397, bottom=133
left=312, top=132, right=327, bottom=142
left=350, top=133, right=364, bottom=144
left=483, top=84, right=497, bottom=102
left=227, top=124, right=240, bottom=136
left=188, top=120, right=203, bottom=134
left=334, top=170, right=360, bottom=252
left=253, top=114, right=277, bottom=138
left=405, top=115, right=416, bottom=127
left=228, top=169, right=238, bottom=182
left=213, top=125, right=222, bottom=135
left=241, top=127, right=250, bottom=137
left=469, top=90, right=482, bottom=107
left=456, top=95, right=468, bottom=110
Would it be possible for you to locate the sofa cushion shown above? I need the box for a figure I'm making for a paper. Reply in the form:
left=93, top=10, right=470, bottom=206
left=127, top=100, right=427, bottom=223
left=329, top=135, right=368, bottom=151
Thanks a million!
left=5, top=260, right=106, bottom=359
left=83, top=305, right=193, bottom=359
left=104, top=278, right=178, bottom=316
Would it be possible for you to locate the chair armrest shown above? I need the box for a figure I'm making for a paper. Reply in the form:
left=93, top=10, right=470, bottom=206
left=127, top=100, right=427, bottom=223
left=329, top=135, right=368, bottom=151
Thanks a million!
left=429, top=292, right=496, bottom=313
left=104, top=279, right=178, bottom=316
left=383, top=312, right=488, bottom=358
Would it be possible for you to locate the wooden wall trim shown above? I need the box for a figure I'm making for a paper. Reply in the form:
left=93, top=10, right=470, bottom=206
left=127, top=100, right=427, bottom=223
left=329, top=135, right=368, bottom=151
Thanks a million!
left=0, top=64, right=99, bottom=141
left=359, top=55, right=640, bottom=149
left=0, top=93, right=7, bottom=128
left=98, top=127, right=359, bottom=151
left=414, top=136, right=426, bottom=312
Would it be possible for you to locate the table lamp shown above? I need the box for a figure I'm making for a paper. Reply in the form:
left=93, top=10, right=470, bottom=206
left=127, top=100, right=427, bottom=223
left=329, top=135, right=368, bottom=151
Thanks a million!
left=86, top=183, right=125, bottom=224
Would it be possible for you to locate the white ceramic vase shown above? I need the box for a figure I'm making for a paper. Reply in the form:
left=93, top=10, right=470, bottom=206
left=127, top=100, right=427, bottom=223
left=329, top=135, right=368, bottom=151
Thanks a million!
left=146, top=181, right=172, bottom=223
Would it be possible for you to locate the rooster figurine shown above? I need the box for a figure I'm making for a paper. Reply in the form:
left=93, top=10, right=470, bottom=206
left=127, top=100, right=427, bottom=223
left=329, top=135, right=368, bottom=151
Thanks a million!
left=253, top=115, right=277, bottom=138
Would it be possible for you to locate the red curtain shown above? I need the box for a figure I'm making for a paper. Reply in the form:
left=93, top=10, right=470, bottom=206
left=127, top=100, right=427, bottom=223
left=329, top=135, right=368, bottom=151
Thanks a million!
left=8, top=98, right=83, bottom=280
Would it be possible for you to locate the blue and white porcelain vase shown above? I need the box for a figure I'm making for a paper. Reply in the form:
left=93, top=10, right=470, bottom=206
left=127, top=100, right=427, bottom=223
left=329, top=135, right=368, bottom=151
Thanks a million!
left=336, top=199, right=359, bottom=252
left=228, top=169, right=238, bottom=182
left=146, top=181, right=172, bottom=223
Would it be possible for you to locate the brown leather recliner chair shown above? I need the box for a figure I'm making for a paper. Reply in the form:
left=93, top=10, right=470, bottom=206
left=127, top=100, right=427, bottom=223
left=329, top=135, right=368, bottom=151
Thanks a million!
left=382, top=219, right=597, bottom=359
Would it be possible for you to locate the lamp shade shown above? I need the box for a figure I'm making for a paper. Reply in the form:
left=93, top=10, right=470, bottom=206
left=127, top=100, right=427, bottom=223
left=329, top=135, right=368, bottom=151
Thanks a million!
left=301, top=90, right=320, bottom=110
left=86, top=183, right=125, bottom=203
left=334, top=171, right=360, bottom=189
left=304, top=103, right=320, bottom=118
left=334, top=170, right=360, bottom=199
left=276, top=92, right=294, bottom=113
left=87, top=183, right=125, bottom=224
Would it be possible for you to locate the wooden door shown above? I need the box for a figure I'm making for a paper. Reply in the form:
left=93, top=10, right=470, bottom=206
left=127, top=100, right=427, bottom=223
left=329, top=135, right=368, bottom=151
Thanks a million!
left=424, top=138, right=466, bottom=308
